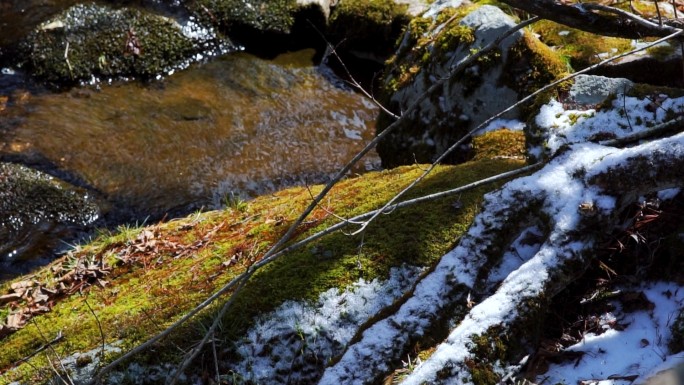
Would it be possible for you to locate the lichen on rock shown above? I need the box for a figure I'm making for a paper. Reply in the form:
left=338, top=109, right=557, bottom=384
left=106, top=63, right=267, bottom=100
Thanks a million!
left=376, top=3, right=567, bottom=168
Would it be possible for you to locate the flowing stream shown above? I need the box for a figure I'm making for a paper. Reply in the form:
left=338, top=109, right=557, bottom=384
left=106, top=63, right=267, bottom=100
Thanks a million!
left=0, top=49, right=379, bottom=277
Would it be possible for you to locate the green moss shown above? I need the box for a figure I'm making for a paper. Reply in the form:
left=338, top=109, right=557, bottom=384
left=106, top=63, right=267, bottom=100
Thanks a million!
left=464, top=326, right=508, bottom=385
left=24, top=4, right=197, bottom=86
left=647, top=43, right=677, bottom=60
left=503, top=31, right=570, bottom=120
left=328, top=0, right=410, bottom=56
left=532, top=20, right=632, bottom=70
left=0, top=159, right=526, bottom=383
left=381, top=5, right=479, bottom=94
left=190, top=0, right=296, bottom=34
left=471, top=129, right=526, bottom=161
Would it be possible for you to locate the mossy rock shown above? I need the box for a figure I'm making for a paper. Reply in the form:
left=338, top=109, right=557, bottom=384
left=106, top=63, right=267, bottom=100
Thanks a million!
left=327, top=0, right=412, bottom=60
left=189, top=0, right=297, bottom=35
left=531, top=19, right=632, bottom=71
left=187, top=0, right=328, bottom=56
left=0, top=157, right=525, bottom=384
left=0, top=162, right=99, bottom=280
left=376, top=4, right=567, bottom=168
left=471, top=129, right=526, bottom=161
left=19, top=3, right=211, bottom=86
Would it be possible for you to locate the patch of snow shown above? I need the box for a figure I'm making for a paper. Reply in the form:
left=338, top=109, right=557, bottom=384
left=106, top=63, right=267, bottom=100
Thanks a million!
left=542, top=282, right=684, bottom=384
left=230, top=265, right=423, bottom=384
left=535, top=95, right=684, bottom=154
left=475, top=118, right=526, bottom=136
left=343, top=128, right=362, bottom=140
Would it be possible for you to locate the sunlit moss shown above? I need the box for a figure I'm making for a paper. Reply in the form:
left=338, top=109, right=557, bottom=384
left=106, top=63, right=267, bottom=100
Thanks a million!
left=532, top=19, right=632, bottom=70
left=503, top=30, right=570, bottom=119
left=327, top=0, right=411, bottom=60
left=0, top=158, right=526, bottom=383
left=471, top=129, right=526, bottom=161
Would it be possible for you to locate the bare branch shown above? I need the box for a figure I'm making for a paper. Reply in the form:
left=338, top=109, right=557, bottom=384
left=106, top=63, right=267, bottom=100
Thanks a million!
left=498, top=0, right=682, bottom=39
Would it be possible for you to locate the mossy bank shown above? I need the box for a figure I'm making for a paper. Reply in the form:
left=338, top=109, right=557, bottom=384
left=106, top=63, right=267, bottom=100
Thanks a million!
left=0, top=135, right=527, bottom=384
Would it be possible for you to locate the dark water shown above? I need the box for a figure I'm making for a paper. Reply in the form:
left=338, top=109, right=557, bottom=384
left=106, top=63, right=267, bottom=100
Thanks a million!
left=0, top=49, right=379, bottom=276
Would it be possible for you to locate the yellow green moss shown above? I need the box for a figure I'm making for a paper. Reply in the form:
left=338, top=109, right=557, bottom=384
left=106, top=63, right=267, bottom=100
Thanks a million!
left=532, top=20, right=632, bottom=70
left=382, top=4, right=480, bottom=94
left=504, top=30, right=570, bottom=119
left=0, top=158, right=526, bottom=384
left=471, top=129, right=526, bottom=161
left=328, top=0, right=410, bottom=55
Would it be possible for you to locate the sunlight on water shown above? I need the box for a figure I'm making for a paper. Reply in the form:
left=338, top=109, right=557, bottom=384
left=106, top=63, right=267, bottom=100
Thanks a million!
left=1, top=50, right=379, bottom=219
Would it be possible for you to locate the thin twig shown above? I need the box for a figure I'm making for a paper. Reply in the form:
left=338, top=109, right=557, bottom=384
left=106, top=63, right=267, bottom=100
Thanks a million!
left=582, top=2, right=677, bottom=32
left=12, top=329, right=64, bottom=368
left=600, top=115, right=684, bottom=146
left=623, top=91, right=635, bottom=132
left=83, top=296, right=106, bottom=362
left=211, top=331, right=220, bottom=384
left=32, top=319, right=74, bottom=385
left=166, top=270, right=251, bottom=385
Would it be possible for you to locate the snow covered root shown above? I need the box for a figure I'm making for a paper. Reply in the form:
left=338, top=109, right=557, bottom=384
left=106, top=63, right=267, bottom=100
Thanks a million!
left=318, top=132, right=684, bottom=385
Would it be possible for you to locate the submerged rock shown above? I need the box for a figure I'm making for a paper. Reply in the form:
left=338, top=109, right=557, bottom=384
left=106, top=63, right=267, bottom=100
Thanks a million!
left=0, top=162, right=99, bottom=278
left=376, top=4, right=567, bottom=167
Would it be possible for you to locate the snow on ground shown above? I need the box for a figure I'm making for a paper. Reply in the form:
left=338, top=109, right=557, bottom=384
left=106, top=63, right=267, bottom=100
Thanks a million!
left=475, top=118, right=526, bottom=136
left=542, top=282, right=684, bottom=385
left=226, top=92, right=684, bottom=384
left=536, top=95, right=684, bottom=154
left=315, top=93, right=684, bottom=384
left=229, top=265, right=423, bottom=384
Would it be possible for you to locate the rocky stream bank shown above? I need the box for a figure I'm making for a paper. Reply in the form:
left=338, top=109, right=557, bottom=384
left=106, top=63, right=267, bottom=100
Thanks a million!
left=2, top=0, right=684, bottom=384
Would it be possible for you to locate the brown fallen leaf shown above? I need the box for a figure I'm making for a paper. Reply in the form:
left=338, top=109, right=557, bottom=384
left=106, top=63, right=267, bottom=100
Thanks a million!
left=10, top=280, right=36, bottom=291
left=7, top=312, right=25, bottom=329
left=0, top=293, right=22, bottom=304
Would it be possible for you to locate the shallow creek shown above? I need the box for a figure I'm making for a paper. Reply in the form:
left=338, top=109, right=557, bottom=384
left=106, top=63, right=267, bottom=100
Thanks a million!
left=0, top=49, right=379, bottom=277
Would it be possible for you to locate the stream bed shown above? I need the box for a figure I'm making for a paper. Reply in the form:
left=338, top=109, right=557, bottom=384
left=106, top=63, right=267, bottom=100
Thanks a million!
left=0, top=49, right=379, bottom=278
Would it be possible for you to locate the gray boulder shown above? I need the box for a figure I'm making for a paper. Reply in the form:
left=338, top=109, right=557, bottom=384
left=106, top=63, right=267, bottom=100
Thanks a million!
left=376, top=4, right=567, bottom=167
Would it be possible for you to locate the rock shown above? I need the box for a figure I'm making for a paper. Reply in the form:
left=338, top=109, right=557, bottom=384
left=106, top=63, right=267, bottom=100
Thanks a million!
left=297, top=0, right=334, bottom=19
left=188, top=0, right=328, bottom=56
left=327, top=0, right=414, bottom=61
left=591, top=41, right=684, bottom=87
left=376, top=4, right=567, bottom=168
left=18, top=3, right=223, bottom=86
left=566, top=74, right=633, bottom=106
left=0, top=162, right=99, bottom=278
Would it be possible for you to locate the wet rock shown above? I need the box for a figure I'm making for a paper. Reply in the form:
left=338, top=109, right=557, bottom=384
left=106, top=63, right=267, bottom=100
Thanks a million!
left=376, top=4, right=567, bottom=168
left=18, top=3, right=223, bottom=86
left=0, top=162, right=99, bottom=279
left=188, top=0, right=327, bottom=56
left=327, top=0, right=413, bottom=62
left=590, top=41, right=684, bottom=87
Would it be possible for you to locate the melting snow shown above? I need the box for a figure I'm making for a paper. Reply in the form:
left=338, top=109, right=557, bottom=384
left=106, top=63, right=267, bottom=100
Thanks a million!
left=230, top=266, right=423, bottom=384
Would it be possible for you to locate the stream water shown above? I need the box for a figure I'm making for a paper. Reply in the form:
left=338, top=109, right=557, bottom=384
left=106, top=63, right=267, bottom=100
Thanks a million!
left=0, top=49, right=379, bottom=277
